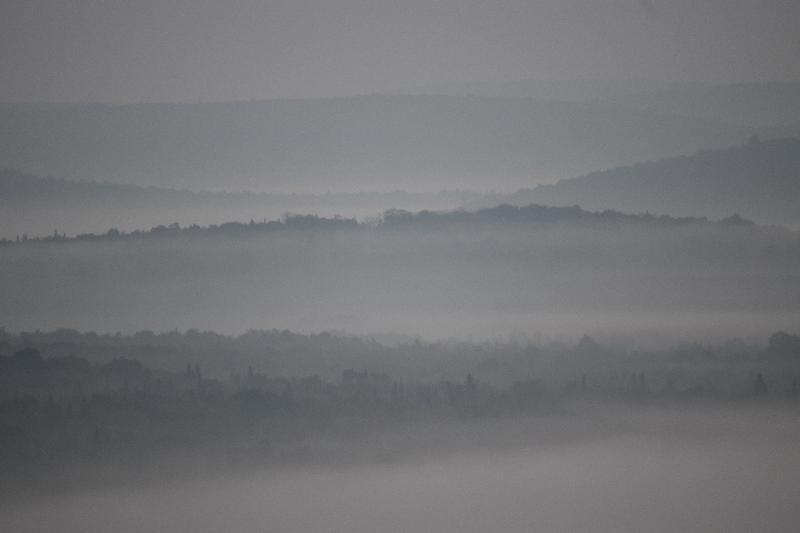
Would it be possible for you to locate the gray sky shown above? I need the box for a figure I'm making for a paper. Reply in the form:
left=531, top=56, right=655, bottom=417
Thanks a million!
left=2, top=0, right=799, bottom=103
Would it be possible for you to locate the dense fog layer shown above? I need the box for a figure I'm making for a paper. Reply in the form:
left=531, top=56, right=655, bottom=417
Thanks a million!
left=3, top=407, right=799, bottom=533
left=2, top=214, right=798, bottom=343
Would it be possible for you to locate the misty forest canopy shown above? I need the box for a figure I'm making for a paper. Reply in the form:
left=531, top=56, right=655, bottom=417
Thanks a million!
left=0, top=202, right=757, bottom=246
left=0, top=95, right=750, bottom=192
left=3, top=327, right=800, bottom=383
left=2, top=325, right=800, bottom=498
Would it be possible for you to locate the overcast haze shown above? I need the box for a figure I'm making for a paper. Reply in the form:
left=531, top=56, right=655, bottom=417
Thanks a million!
left=2, top=0, right=800, bottom=103
left=3, top=1, right=800, bottom=531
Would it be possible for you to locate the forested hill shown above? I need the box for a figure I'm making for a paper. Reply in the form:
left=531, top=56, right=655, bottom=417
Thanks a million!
left=2, top=327, right=799, bottom=385
left=0, top=203, right=758, bottom=246
left=482, top=137, right=800, bottom=226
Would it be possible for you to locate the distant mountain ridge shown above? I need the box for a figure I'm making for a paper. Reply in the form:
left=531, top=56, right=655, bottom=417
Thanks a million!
left=0, top=95, right=749, bottom=192
left=0, top=167, right=478, bottom=239
left=478, top=137, right=800, bottom=226
left=414, top=79, right=800, bottom=128
left=407, top=78, right=697, bottom=102
left=0, top=167, right=478, bottom=209
left=610, top=82, right=800, bottom=128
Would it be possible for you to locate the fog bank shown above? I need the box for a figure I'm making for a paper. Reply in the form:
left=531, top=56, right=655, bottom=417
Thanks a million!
left=3, top=406, right=799, bottom=533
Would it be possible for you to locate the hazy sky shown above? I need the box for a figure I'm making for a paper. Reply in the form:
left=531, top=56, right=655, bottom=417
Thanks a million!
left=2, top=0, right=799, bottom=103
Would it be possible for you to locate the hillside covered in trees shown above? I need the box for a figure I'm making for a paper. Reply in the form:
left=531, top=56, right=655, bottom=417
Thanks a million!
left=479, top=137, right=800, bottom=226
left=0, top=202, right=758, bottom=246
left=3, top=327, right=800, bottom=497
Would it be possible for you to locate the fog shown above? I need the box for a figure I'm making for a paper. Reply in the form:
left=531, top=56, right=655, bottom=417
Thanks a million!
left=4, top=0, right=800, bottom=530
left=4, top=407, right=800, bottom=533
left=4, top=209, right=800, bottom=531
left=2, top=211, right=799, bottom=343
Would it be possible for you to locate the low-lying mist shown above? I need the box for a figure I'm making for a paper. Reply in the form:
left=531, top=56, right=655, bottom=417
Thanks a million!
left=2, top=207, right=799, bottom=344
left=3, top=406, right=799, bottom=533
